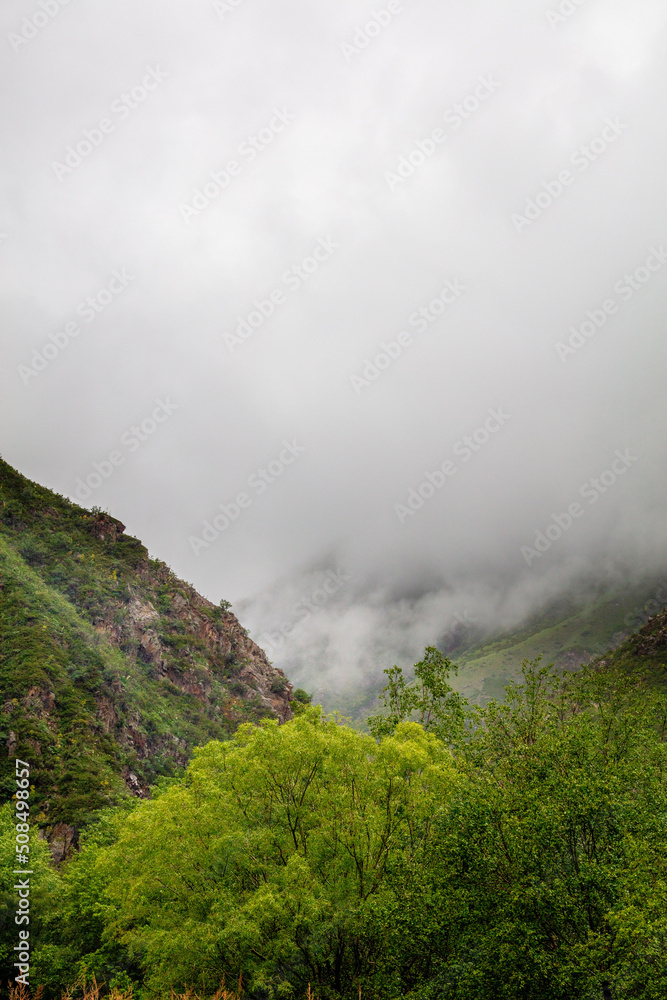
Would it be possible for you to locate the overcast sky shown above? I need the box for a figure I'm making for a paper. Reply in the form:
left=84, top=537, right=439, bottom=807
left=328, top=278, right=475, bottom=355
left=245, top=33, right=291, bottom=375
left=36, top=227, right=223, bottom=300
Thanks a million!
left=2, top=0, right=667, bottom=700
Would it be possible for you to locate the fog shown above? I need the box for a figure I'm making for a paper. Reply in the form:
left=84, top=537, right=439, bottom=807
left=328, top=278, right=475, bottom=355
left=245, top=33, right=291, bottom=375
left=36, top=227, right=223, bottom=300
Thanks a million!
left=2, top=0, right=667, bottom=700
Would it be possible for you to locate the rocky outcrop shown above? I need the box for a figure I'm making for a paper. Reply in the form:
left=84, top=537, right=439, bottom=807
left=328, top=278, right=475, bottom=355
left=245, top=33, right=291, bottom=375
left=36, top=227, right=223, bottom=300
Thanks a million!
left=45, top=823, right=79, bottom=864
left=634, top=608, right=667, bottom=656
left=98, top=585, right=293, bottom=726
left=87, top=511, right=127, bottom=543
left=76, top=515, right=294, bottom=743
left=0, top=455, right=296, bottom=858
left=66, top=551, right=294, bottom=796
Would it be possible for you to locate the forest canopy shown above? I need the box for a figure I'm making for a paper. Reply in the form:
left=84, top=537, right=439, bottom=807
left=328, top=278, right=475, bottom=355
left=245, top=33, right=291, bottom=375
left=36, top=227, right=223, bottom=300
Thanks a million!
left=5, top=651, right=667, bottom=1000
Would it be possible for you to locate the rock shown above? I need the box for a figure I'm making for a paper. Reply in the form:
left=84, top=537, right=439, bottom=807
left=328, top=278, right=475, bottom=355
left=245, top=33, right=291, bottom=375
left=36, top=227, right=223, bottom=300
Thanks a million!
left=88, top=511, right=126, bottom=542
left=47, top=823, right=79, bottom=864
left=127, top=596, right=160, bottom=625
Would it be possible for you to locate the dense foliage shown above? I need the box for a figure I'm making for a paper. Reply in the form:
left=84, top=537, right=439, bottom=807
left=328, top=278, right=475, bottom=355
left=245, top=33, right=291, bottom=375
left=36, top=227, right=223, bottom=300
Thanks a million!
left=2, top=649, right=665, bottom=1000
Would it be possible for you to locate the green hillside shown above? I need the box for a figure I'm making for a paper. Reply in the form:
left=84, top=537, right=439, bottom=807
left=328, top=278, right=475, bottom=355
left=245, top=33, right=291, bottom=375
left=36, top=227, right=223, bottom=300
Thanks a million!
left=2, top=457, right=667, bottom=998
left=324, top=582, right=667, bottom=726
left=454, top=583, right=667, bottom=702
left=0, top=457, right=294, bottom=847
left=593, top=601, right=667, bottom=689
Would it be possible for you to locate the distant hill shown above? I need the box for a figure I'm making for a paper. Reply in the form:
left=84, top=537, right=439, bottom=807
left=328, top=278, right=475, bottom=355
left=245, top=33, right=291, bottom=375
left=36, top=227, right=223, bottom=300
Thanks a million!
left=0, top=458, right=294, bottom=857
left=591, top=600, right=667, bottom=689
left=452, top=583, right=667, bottom=702
left=330, top=580, right=667, bottom=725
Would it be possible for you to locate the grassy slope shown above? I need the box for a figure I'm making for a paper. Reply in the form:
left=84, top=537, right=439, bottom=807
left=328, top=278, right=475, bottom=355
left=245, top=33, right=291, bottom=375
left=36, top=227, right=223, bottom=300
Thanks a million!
left=593, top=603, right=667, bottom=691
left=0, top=533, right=130, bottom=824
left=0, top=458, right=286, bottom=832
left=337, top=580, right=667, bottom=725
left=453, top=584, right=666, bottom=701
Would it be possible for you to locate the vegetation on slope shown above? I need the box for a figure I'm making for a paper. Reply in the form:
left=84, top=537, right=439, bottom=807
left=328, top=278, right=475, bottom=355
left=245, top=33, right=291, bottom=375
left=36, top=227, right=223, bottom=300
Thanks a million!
left=453, top=583, right=667, bottom=703
left=2, top=631, right=665, bottom=1000
left=0, top=458, right=293, bottom=841
left=3, top=457, right=667, bottom=998
left=317, top=581, right=667, bottom=725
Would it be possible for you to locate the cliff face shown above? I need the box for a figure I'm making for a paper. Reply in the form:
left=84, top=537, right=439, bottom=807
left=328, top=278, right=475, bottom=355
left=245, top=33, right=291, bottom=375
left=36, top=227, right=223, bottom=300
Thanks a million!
left=93, top=524, right=293, bottom=727
left=0, top=458, right=292, bottom=840
left=81, top=524, right=294, bottom=795
left=633, top=607, right=667, bottom=657
left=119, top=589, right=292, bottom=720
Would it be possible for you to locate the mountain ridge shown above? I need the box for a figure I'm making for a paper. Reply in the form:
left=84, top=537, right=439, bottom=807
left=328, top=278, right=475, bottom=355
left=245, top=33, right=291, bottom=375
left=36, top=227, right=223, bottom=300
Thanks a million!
left=0, top=456, right=295, bottom=856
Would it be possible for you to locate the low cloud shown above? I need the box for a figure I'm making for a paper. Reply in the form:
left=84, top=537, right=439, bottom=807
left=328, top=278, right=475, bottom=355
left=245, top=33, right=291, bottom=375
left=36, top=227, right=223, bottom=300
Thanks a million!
left=2, top=0, right=667, bottom=702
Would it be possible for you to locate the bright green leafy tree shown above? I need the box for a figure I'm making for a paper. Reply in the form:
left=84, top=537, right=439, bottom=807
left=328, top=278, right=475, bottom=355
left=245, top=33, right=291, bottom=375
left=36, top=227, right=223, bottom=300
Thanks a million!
left=80, top=708, right=456, bottom=999
left=26, top=650, right=667, bottom=1000
left=367, top=646, right=468, bottom=744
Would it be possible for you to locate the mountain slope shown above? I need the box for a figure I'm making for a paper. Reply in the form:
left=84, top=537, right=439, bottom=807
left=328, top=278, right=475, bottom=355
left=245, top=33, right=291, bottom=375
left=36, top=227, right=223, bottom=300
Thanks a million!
left=0, top=457, right=293, bottom=852
left=451, top=583, right=667, bottom=702
left=592, top=601, right=667, bottom=691
left=328, top=580, right=667, bottom=725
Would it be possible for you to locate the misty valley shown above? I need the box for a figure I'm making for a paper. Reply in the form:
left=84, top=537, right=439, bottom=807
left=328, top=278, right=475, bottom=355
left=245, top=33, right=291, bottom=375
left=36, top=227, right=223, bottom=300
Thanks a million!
left=3, top=1, right=667, bottom=998
left=2, top=459, right=667, bottom=1000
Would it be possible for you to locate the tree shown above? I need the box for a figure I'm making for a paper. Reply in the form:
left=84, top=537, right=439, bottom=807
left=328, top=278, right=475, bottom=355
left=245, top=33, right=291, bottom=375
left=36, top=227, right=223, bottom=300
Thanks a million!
left=24, top=656, right=667, bottom=1000
left=417, top=658, right=667, bottom=999
left=30, top=805, right=141, bottom=996
left=85, top=708, right=457, bottom=999
left=0, top=801, right=59, bottom=994
left=367, top=646, right=468, bottom=744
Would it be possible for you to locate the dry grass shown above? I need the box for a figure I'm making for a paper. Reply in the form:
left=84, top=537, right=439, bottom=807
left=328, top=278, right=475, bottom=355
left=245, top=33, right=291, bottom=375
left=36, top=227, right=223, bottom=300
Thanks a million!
left=7, top=976, right=245, bottom=1000
left=5, top=978, right=331, bottom=1000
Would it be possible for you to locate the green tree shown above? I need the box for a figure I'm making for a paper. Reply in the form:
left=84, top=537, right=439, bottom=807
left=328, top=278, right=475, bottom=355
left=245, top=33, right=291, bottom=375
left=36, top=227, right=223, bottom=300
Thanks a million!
left=86, top=709, right=457, bottom=999
left=367, top=646, right=468, bottom=744
left=0, top=801, right=59, bottom=995
left=24, top=654, right=667, bottom=1000
left=415, top=658, right=667, bottom=999
left=30, top=806, right=141, bottom=997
